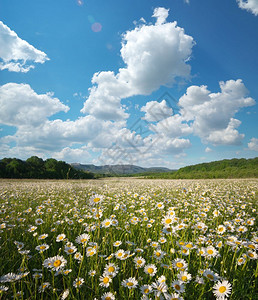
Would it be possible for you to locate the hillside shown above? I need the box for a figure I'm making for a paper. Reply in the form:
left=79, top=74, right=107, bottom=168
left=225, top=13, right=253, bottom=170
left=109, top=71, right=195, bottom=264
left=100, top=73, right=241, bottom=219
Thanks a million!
left=142, top=157, right=258, bottom=179
left=71, top=163, right=172, bottom=175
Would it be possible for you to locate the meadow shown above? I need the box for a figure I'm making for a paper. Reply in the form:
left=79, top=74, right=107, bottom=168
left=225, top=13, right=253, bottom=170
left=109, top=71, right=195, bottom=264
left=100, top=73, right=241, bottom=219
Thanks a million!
left=0, top=178, right=257, bottom=299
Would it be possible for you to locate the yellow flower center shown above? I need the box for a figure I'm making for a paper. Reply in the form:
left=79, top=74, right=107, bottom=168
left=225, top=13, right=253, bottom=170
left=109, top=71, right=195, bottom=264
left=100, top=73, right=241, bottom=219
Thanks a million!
left=103, top=277, right=109, bottom=284
left=108, top=266, right=115, bottom=272
left=207, top=274, right=214, bottom=280
left=176, top=262, right=183, bottom=268
left=165, top=219, right=172, bottom=224
left=94, top=198, right=100, bottom=203
left=156, top=252, right=161, bottom=257
left=127, top=282, right=133, bottom=287
left=219, top=286, right=226, bottom=293
left=137, top=260, right=142, bottom=264
left=181, top=276, right=187, bottom=281
left=207, top=249, right=214, bottom=254
left=105, top=297, right=111, bottom=300
left=147, top=267, right=154, bottom=274
left=174, top=284, right=180, bottom=290
left=53, top=260, right=61, bottom=267
left=144, top=288, right=149, bottom=293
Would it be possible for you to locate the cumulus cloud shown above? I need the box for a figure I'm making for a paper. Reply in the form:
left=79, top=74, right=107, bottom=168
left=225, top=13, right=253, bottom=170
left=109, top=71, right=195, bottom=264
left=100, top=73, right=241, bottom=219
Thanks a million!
left=179, top=79, right=255, bottom=145
left=248, top=138, right=258, bottom=151
left=0, top=83, right=69, bottom=127
left=81, top=7, right=194, bottom=120
left=141, top=100, right=173, bottom=122
left=237, top=0, right=258, bottom=16
left=0, top=21, right=49, bottom=72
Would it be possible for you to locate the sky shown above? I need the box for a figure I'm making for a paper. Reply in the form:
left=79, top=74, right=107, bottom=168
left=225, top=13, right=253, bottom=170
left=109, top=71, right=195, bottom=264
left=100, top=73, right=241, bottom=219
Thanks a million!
left=0, top=0, right=258, bottom=169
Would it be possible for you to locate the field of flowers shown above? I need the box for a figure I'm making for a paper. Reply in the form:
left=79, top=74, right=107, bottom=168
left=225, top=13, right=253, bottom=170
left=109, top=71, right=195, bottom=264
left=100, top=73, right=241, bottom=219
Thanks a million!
left=0, top=178, right=257, bottom=299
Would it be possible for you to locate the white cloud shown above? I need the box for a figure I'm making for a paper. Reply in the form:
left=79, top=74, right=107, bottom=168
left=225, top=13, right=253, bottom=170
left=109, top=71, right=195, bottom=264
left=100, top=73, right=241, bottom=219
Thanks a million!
left=0, top=21, right=49, bottom=72
left=81, top=7, right=194, bottom=120
left=0, top=83, right=69, bottom=127
left=205, top=147, right=213, bottom=153
left=248, top=138, right=258, bottom=151
left=179, top=79, right=255, bottom=145
left=141, top=100, right=173, bottom=122
left=152, top=7, right=169, bottom=25
left=52, top=146, right=92, bottom=163
left=237, top=0, right=258, bottom=16
left=206, top=118, right=244, bottom=145
left=152, top=114, right=193, bottom=138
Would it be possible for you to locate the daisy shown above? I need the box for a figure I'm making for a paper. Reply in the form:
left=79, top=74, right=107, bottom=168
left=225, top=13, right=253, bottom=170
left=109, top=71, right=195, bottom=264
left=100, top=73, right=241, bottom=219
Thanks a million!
left=115, top=249, right=125, bottom=259
left=140, top=284, right=153, bottom=295
left=154, top=249, right=166, bottom=260
left=43, top=255, right=67, bottom=271
left=65, top=245, right=77, bottom=255
left=177, top=270, right=192, bottom=283
left=213, top=280, right=232, bottom=299
left=86, top=247, right=97, bottom=257
left=56, top=234, right=66, bottom=242
left=99, top=275, right=112, bottom=288
left=35, top=244, right=49, bottom=252
left=171, top=280, right=185, bottom=294
left=102, top=219, right=112, bottom=228
left=206, top=246, right=219, bottom=258
left=121, top=277, right=138, bottom=289
left=75, top=233, right=90, bottom=246
left=162, top=215, right=175, bottom=226
left=104, top=263, right=119, bottom=278
left=152, top=280, right=168, bottom=298
left=217, top=225, right=226, bottom=234
left=38, top=233, right=48, bottom=240
left=144, top=264, right=157, bottom=277
left=134, top=256, right=146, bottom=268
left=247, top=250, right=258, bottom=260
left=88, top=270, right=96, bottom=276
left=172, top=258, right=188, bottom=270
left=38, top=282, right=51, bottom=293
left=35, top=218, right=43, bottom=225
left=203, top=269, right=219, bottom=281
left=73, top=277, right=84, bottom=288
left=89, top=194, right=104, bottom=206
left=101, top=292, right=115, bottom=300
left=74, top=252, right=83, bottom=261
left=113, top=240, right=122, bottom=247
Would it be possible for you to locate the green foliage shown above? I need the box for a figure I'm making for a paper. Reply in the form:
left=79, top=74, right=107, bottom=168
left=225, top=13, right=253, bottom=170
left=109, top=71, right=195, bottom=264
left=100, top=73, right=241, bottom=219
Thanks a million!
left=142, top=157, right=258, bottom=179
left=0, top=156, right=95, bottom=179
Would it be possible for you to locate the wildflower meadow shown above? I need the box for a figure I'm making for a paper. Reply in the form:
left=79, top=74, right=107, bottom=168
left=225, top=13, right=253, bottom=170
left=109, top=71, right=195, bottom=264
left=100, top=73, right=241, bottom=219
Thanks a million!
left=0, top=178, right=257, bottom=299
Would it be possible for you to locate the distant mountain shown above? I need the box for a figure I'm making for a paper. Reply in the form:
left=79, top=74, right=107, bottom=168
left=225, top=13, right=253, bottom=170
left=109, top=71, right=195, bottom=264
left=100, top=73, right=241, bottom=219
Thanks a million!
left=71, top=163, right=173, bottom=175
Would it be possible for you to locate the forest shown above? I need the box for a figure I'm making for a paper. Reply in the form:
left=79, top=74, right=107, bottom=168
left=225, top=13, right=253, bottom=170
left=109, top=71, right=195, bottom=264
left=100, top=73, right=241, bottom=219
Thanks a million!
left=0, top=156, right=95, bottom=179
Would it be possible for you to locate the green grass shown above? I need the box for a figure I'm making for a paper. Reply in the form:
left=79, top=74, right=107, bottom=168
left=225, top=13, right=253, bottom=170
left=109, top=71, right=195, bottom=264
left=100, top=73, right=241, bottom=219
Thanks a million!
left=0, top=178, right=257, bottom=299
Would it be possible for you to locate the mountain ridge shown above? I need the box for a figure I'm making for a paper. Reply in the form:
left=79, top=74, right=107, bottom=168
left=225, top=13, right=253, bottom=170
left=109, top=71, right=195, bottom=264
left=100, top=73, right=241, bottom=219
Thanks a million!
left=71, top=163, right=174, bottom=175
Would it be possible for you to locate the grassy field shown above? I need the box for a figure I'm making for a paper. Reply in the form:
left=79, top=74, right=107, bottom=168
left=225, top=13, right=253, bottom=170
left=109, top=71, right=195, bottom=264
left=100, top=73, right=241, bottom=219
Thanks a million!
left=0, top=178, right=257, bottom=299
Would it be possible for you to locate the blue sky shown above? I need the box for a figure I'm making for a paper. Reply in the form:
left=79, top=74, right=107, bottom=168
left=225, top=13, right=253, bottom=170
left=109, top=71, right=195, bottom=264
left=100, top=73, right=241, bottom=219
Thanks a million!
left=0, top=0, right=258, bottom=169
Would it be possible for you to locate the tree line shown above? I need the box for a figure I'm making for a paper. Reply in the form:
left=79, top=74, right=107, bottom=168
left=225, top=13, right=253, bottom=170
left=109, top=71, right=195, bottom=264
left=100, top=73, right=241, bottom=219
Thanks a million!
left=142, top=157, right=258, bottom=179
left=0, top=156, right=95, bottom=179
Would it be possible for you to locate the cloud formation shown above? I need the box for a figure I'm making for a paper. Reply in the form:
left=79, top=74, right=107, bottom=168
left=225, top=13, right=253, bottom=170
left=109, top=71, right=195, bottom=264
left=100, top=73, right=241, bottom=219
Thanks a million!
left=179, top=79, right=255, bottom=145
left=248, top=138, right=258, bottom=151
left=81, top=7, right=194, bottom=120
left=0, top=83, right=69, bottom=127
left=0, top=21, right=49, bottom=72
left=237, top=0, right=258, bottom=16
